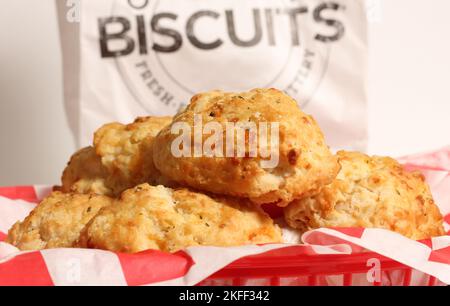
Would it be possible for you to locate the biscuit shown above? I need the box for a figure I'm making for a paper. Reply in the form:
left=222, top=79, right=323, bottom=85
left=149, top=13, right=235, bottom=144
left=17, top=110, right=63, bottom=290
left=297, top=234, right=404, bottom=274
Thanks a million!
left=153, top=89, right=339, bottom=206
left=284, top=151, right=445, bottom=240
left=62, top=116, right=173, bottom=196
left=61, top=146, right=113, bottom=195
left=7, top=192, right=113, bottom=250
left=77, top=184, right=282, bottom=253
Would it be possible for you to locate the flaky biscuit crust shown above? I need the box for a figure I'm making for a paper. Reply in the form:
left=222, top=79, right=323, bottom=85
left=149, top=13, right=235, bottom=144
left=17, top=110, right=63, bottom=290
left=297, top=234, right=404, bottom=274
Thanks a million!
left=7, top=192, right=113, bottom=250
left=61, top=147, right=113, bottom=195
left=284, top=151, right=445, bottom=240
left=94, top=116, right=174, bottom=194
left=77, top=184, right=282, bottom=253
left=62, top=116, right=173, bottom=196
left=153, top=89, right=339, bottom=206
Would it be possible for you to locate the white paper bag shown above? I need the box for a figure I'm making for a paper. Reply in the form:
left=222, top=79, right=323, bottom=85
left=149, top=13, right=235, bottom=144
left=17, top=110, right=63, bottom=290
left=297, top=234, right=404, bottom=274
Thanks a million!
left=57, top=0, right=368, bottom=150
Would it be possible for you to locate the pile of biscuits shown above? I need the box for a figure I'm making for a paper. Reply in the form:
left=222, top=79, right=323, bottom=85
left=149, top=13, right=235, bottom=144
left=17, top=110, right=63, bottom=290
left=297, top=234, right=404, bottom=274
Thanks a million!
left=7, top=89, right=445, bottom=253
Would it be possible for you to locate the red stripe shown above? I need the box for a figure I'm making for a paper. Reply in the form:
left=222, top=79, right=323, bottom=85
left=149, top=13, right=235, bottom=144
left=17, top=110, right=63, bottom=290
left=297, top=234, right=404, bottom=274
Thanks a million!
left=402, top=163, right=449, bottom=173
left=0, top=186, right=38, bottom=202
left=0, top=232, right=6, bottom=242
left=398, top=147, right=450, bottom=171
left=118, top=250, right=194, bottom=286
left=418, top=239, right=433, bottom=248
left=303, top=228, right=366, bottom=253
left=0, top=252, right=54, bottom=286
left=329, top=227, right=365, bottom=238
left=428, top=246, right=450, bottom=265
left=445, top=214, right=450, bottom=226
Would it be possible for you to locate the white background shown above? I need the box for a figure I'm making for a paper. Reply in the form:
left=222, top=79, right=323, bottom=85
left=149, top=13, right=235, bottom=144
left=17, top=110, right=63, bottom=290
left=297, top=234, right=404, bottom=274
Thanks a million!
left=0, top=0, right=449, bottom=185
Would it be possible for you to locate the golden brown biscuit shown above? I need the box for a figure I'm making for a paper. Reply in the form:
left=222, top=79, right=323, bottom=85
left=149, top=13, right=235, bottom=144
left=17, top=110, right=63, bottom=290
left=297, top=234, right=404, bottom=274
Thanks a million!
left=284, top=151, right=445, bottom=240
left=62, top=116, right=173, bottom=196
left=93, top=116, right=174, bottom=194
left=7, top=192, right=113, bottom=250
left=77, top=184, right=282, bottom=253
left=153, top=89, right=339, bottom=206
left=61, top=147, right=113, bottom=195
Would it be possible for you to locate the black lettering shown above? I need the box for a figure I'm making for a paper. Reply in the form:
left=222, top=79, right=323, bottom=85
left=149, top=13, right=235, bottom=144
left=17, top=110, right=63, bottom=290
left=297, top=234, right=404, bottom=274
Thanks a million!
left=128, top=0, right=149, bottom=10
left=98, top=17, right=135, bottom=58
left=186, top=11, right=223, bottom=50
left=304, top=49, right=315, bottom=58
left=160, top=92, right=174, bottom=105
left=226, top=9, right=263, bottom=47
left=136, top=15, right=148, bottom=55
left=135, top=60, right=147, bottom=69
left=147, top=79, right=158, bottom=91
left=314, top=3, right=345, bottom=42
left=154, top=85, right=164, bottom=96
left=151, top=13, right=183, bottom=53
left=142, top=70, right=152, bottom=80
left=284, top=7, right=308, bottom=46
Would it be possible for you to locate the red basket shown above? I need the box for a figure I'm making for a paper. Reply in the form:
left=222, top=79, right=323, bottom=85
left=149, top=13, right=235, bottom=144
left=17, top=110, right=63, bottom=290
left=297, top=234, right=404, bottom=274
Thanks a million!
left=0, top=186, right=442, bottom=286
left=200, top=251, right=438, bottom=286
left=198, top=204, right=440, bottom=286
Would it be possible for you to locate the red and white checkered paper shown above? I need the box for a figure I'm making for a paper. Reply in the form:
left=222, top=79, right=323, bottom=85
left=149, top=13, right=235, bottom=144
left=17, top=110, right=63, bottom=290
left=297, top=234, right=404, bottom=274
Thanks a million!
left=0, top=148, right=449, bottom=286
